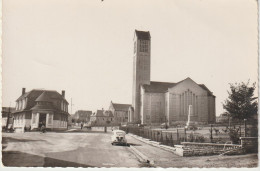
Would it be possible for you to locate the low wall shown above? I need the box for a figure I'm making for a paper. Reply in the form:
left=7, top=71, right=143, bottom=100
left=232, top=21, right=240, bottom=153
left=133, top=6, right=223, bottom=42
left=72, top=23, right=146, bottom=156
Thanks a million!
left=177, top=142, right=242, bottom=157
left=240, top=137, right=258, bottom=153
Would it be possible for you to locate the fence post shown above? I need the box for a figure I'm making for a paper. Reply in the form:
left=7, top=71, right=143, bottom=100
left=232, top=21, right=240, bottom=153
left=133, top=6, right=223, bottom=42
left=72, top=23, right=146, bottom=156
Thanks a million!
left=171, top=132, right=173, bottom=146
left=160, top=131, right=163, bottom=143
left=177, top=128, right=179, bottom=144
left=244, top=119, right=247, bottom=137
left=210, top=124, right=213, bottom=143
left=165, top=132, right=168, bottom=145
left=184, top=128, right=187, bottom=142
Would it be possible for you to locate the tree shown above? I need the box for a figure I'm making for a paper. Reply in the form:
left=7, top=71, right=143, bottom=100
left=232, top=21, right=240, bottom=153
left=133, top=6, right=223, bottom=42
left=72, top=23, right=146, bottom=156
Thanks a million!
left=223, top=81, right=258, bottom=122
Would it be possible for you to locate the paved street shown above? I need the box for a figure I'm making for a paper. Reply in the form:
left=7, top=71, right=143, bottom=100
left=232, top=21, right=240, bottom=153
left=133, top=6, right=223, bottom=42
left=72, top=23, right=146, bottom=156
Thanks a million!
left=2, top=129, right=258, bottom=168
left=2, top=129, right=140, bottom=167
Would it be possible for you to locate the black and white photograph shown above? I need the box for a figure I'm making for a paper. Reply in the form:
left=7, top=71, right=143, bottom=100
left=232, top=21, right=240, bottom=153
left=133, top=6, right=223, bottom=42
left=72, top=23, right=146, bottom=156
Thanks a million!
left=1, top=0, right=259, bottom=168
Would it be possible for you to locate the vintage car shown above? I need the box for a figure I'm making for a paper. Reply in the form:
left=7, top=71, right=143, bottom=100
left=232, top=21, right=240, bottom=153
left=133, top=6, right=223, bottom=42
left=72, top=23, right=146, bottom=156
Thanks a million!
left=111, top=130, right=127, bottom=146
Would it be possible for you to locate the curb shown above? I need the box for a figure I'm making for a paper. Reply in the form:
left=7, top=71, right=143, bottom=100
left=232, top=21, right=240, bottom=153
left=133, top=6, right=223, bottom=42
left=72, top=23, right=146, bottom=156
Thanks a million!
left=129, top=134, right=176, bottom=154
left=129, top=145, right=154, bottom=165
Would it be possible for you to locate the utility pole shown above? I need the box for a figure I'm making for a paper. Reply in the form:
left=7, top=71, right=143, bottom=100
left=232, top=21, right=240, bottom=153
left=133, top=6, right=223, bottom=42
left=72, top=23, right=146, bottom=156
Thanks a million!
left=71, top=98, right=74, bottom=115
left=5, top=102, right=11, bottom=132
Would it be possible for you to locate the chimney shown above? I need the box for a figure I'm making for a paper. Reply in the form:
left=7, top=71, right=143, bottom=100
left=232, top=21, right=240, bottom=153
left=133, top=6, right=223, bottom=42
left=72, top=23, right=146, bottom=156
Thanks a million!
left=22, top=88, right=26, bottom=95
left=62, top=90, right=65, bottom=98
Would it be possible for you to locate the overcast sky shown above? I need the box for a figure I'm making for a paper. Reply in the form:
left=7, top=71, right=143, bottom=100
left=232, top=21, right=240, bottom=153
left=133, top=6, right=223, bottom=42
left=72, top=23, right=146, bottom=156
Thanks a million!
left=2, top=0, right=258, bottom=115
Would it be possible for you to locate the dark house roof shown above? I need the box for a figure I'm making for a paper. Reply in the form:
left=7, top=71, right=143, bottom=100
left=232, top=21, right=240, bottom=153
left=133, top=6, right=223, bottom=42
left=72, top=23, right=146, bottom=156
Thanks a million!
left=16, top=89, right=68, bottom=103
left=111, top=102, right=131, bottom=112
left=75, top=110, right=92, bottom=116
left=14, top=89, right=69, bottom=114
left=142, top=78, right=214, bottom=96
left=135, top=30, right=151, bottom=40
left=30, top=102, right=54, bottom=111
left=92, top=110, right=113, bottom=117
left=35, top=91, right=52, bottom=102
left=1, top=107, right=15, bottom=113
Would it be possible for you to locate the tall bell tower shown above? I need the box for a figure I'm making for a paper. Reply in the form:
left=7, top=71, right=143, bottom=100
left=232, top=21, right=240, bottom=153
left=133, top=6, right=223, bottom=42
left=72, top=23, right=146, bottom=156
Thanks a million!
left=131, top=30, right=151, bottom=123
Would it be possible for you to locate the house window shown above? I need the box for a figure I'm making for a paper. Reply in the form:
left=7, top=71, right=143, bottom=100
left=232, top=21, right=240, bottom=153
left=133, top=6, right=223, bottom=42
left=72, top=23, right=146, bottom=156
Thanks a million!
left=32, top=114, right=36, bottom=124
left=48, top=114, right=53, bottom=125
left=19, top=101, right=22, bottom=110
left=22, top=99, right=26, bottom=109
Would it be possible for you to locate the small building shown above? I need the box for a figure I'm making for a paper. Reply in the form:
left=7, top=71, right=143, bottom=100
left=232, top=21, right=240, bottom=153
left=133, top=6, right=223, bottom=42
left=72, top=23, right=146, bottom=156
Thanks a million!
left=109, top=101, right=131, bottom=125
left=90, top=109, right=114, bottom=126
left=12, top=88, right=69, bottom=131
left=216, top=113, right=229, bottom=123
left=73, top=110, right=92, bottom=123
left=1, top=107, right=15, bottom=127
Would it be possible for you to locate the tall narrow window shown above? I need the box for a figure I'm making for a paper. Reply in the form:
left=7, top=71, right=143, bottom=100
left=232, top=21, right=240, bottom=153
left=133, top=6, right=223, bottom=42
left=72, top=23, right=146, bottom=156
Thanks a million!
left=140, top=40, right=149, bottom=52
left=48, top=114, right=53, bottom=125
left=32, top=114, right=36, bottom=124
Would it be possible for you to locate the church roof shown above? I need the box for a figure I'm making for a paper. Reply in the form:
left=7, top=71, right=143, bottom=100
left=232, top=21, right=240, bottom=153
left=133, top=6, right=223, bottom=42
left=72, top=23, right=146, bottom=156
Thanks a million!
left=142, top=78, right=214, bottom=96
left=142, top=81, right=176, bottom=93
left=111, top=102, right=131, bottom=112
left=135, top=30, right=151, bottom=40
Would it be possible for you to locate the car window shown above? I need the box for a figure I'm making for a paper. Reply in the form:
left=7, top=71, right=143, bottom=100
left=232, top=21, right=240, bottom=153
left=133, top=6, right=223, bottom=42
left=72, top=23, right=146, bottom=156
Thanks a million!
left=116, top=132, right=125, bottom=136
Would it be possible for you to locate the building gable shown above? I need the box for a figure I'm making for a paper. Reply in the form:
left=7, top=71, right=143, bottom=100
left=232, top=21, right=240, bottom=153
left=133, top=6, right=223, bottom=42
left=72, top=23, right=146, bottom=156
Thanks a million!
left=168, top=77, right=208, bottom=95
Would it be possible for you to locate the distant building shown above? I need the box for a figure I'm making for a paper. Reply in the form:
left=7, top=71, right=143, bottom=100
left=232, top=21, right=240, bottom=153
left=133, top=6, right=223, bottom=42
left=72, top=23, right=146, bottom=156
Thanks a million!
left=1, top=107, right=15, bottom=127
left=12, top=88, right=69, bottom=131
left=73, top=110, right=92, bottom=123
left=131, top=30, right=216, bottom=125
left=216, top=113, right=229, bottom=123
left=109, top=101, right=131, bottom=125
left=90, top=109, right=114, bottom=126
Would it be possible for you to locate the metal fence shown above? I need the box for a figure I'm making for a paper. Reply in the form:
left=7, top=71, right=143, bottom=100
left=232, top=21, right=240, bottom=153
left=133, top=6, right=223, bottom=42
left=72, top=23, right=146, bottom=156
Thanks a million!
left=119, top=126, right=207, bottom=146
left=120, top=123, right=258, bottom=146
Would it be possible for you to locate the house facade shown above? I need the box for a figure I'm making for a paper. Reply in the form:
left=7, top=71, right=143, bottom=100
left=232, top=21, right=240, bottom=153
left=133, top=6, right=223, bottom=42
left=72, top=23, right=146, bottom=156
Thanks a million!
left=73, top=110, right=92, bottom=123
left=1, top=107, right=15, bottom=127
left=109, top=102, right=131, bottom=125
left=90, top=110, right=114, bottom=126
left=12, top=88, right=69, bottom=131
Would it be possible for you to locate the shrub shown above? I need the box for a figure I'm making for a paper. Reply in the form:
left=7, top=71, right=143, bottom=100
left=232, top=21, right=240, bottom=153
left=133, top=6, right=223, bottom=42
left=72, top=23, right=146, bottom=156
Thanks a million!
left=228, top=128, right=240, bottom=144
left=190, top=125, right=198, bottom=131
left=195, top=135, right=205, bottom=143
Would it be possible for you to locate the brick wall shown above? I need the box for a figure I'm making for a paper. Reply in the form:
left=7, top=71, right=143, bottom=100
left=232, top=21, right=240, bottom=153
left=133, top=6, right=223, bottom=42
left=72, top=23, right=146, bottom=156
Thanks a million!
left=178, top=142, right=243, bottom=157
left=240, top=137, right=258, bottom=153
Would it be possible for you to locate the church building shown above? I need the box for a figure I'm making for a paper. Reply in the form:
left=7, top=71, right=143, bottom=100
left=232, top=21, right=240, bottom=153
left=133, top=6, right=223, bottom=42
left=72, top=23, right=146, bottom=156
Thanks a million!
left=130, top=30, right=216, bottom=125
